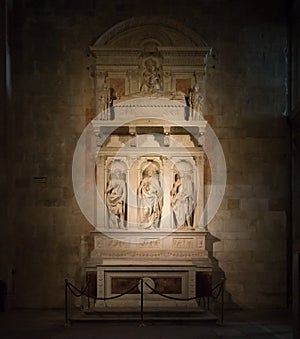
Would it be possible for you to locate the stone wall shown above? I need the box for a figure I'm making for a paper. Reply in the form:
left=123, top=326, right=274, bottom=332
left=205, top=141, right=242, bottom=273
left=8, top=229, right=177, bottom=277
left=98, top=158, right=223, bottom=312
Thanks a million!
left=5, top=0, right=289, bottom=308
left=291, top=0, right=300, bottom=334
left=0, top=0, right=9, bottom=309
left=292, top=107, right=300, bottom=334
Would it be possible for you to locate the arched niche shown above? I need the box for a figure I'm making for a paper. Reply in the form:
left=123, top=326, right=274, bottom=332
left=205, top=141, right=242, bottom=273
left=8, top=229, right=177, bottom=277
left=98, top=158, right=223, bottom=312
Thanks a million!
left=92, top=16, right=208, bottom=48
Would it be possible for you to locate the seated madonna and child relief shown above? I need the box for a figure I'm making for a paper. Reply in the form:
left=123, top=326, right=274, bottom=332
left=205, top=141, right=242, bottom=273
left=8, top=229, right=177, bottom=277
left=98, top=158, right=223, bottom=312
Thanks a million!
left=140, top=58, right=162, bottom=94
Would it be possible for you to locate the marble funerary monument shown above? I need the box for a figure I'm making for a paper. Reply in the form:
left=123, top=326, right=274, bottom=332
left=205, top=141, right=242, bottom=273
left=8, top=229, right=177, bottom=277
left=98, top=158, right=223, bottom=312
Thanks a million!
left=82, top=18, right=214, bottom=309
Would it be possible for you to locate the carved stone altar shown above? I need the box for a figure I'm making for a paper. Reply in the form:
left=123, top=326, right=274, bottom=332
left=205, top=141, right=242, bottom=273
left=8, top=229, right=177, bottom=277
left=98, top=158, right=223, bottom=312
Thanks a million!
left=87, top=231, right=211, bottom=308
left=83, top=97, right=212, bottom=309
left=83, top=18, right=213, bottom=310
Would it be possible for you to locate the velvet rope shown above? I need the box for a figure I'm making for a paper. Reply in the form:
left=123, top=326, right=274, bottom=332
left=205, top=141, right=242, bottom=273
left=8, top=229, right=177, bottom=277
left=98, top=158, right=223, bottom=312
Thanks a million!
left=66, top=280, right=139, bottom=300
left=144, top=280, right=224, bottom=301
left=144, top=282, right=200, bottom=301
left=66, top=278, right=224, bottom=302
left=211, top=279, right=225, bottom=299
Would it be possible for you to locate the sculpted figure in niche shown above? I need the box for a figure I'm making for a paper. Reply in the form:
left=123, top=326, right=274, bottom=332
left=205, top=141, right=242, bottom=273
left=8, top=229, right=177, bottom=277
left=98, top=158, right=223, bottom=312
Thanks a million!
left=98, top=85, right=117, bottom=119
left=106, top=170, right=127, bottom=229
left=189, top=84, right=203, bottom=119
left=137, top=163, right=163, bottom=229
left=171, top=172, right=195, bottom=230
left=140, top=58, right=161, bottom=93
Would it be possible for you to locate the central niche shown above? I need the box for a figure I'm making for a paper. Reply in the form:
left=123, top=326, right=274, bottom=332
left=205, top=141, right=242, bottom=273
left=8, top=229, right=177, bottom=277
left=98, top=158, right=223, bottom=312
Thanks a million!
left=136, top=159, right=163, bottom=229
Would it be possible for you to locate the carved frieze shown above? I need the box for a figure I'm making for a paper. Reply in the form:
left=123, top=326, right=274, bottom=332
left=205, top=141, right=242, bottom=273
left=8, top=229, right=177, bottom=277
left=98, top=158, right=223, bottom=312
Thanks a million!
left=92, top=232, right=207, bottom=260
left=92, top=250, right=206, bottom=259
left=173, top=238, right=194, bottom=249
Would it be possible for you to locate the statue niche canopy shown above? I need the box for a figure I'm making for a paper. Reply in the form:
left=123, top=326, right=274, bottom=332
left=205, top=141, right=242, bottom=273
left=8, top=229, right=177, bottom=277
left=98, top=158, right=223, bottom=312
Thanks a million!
left=84, top=17, right=213, bottom=310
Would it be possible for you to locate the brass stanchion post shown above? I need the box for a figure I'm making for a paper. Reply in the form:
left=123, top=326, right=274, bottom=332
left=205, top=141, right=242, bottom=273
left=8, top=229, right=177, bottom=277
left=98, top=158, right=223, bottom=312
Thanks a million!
left=87, top=279, right=90, bottom=309
left=64, top=279, right=70, bottom=326
left=221, top=278, right=225, bottom=324
left=140, top=278, right=145, bottom=326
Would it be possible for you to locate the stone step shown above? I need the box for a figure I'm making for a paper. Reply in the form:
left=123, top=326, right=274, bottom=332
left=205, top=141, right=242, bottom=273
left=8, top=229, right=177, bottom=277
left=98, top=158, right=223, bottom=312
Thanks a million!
left=84, top=307, right=206, bottom=314
left=68, top=308, right=218, bottom=324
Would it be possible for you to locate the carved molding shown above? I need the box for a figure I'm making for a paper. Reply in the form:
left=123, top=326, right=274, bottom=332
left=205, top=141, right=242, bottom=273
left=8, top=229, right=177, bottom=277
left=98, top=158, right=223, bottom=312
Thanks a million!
left=92, top=250, right=206, bottom=259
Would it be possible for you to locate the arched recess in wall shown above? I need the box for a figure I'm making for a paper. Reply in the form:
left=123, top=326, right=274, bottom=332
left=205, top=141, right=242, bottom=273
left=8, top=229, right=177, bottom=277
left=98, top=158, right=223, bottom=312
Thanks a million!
left=92, top=16, right=208, bottom=48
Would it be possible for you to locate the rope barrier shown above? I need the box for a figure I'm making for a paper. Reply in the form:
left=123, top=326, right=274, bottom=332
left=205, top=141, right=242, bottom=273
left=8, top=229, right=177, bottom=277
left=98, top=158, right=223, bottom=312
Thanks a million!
left=144, top=282, right=200, bottom=301
left=211, top=282, right=223, bottom=299
left=65, top=281, right=90, bottom=297
left=144, top=280, right=224, bottom=302
left=65, top=277, right=225, bottom=325
left=66, top=278, right=224, bottom=302
left=66, top=279, right=139, bottom=301
left=211, top=282, right=222, bottom=292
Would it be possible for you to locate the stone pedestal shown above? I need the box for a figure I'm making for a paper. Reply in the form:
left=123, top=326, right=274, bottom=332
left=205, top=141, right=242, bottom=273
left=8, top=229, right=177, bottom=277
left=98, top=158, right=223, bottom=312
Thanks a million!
left=85, top=231, right=212, bottom=309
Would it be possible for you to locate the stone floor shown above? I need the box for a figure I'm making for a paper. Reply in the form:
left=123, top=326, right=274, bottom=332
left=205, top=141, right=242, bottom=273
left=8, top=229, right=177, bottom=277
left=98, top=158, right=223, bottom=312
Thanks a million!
left=0, top=308, right=293, bottom=338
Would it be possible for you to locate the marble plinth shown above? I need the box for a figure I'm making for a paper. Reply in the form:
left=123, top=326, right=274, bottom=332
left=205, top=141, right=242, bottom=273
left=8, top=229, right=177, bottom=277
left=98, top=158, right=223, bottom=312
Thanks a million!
left=85, top=231, right=212, bottom=309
